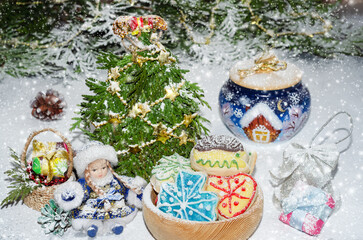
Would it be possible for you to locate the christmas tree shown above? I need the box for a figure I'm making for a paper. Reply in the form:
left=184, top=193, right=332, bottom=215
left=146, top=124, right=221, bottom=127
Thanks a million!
left=72, top=16, right=210, bottom=180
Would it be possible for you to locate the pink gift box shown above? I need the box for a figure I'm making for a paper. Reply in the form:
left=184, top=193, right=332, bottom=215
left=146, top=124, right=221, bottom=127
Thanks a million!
left=279, top=182, right=335, bottom=236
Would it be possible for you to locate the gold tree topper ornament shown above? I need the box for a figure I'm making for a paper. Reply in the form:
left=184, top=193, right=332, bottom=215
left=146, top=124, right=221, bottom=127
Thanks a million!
left=113, top=15, right=167, bottom=52
left=113, top=15, right=167, bottom=39
left=111, top=15, right=176, bottom=73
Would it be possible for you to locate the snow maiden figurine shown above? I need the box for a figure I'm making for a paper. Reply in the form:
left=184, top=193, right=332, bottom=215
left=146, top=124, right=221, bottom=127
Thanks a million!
left=54, top=142, right=147, bottom=237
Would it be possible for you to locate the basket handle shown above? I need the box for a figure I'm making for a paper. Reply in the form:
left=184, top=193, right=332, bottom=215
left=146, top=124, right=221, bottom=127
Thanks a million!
left=20, top=128, right=74, bottom=178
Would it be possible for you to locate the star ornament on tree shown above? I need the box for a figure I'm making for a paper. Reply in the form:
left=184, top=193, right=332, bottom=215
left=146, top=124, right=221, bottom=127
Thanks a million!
left=136, top=55, right=146, bottom=67
left=183, top=113, right=197, bottom=127
left=178, top=130, right=188, bottom=146
left=158, top=50, right=171, bottom=65
left=129, top=102, right=151, bottom=118
left=152, top=122, right=167, bottom=136
left=157, top=171, right=219, bottom=222
left=107, top=80, right=121, bottom=95
left=109, top=118, right=121, bottom=128
left=129, top=104, right=142, bottom=118
left=129, top=144, right=142, bottom=154
left=138, top=103, right=151, bottom=118
left=157, top=129, right=171, bottom=144
left=165, top=87, right=179, bottom=101
left=108, top=66, right=121, bottom=81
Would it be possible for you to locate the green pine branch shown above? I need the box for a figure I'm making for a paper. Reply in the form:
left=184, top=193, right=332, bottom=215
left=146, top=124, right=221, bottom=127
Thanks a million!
left=1, top=148, right=39, bottom=208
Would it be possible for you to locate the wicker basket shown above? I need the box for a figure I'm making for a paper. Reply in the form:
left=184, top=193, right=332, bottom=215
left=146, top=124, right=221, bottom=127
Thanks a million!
left=143, top=184, right=264, bottom=240
left=20, top=128, right=74, bottom=211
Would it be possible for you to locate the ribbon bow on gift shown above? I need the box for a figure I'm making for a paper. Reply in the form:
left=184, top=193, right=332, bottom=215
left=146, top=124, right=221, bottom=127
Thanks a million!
left=270, top=143, right=339, bottom=202
left=270, top=111, right=353, bottom=209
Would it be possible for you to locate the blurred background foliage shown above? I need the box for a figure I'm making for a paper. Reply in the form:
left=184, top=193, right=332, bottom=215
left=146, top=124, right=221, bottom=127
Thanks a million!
left=0, top=0, right=362, bottom=79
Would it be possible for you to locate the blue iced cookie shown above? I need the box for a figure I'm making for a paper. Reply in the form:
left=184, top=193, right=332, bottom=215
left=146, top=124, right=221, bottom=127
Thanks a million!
left=157, top=171, right=219, bottom=222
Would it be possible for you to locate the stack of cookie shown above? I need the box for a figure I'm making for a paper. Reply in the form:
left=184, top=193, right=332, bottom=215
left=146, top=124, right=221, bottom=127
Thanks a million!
left=190, top=135, right=258, bottom=220
left=143, top=135, right=263, bottom=240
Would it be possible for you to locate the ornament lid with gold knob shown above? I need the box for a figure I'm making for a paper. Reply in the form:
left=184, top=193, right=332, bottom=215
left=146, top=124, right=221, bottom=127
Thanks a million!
left=229, top=53, right=303, bottom=91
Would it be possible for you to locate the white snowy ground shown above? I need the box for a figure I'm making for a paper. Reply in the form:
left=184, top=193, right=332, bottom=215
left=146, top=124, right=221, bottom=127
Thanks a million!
left=0, top=25, right=363, bottom=240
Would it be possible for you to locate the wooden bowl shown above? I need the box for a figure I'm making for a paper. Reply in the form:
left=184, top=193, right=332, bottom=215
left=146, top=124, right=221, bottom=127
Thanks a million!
left=143, top=184, right=264, bottom=240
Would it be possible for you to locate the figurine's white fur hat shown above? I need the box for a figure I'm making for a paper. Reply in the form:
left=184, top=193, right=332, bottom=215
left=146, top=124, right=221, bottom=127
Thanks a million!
left=74, top=141, right=118, bottom=178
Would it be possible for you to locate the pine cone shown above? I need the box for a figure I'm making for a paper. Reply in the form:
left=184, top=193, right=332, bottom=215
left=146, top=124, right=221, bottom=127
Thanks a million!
left=30, top=89, right=66, bottom=121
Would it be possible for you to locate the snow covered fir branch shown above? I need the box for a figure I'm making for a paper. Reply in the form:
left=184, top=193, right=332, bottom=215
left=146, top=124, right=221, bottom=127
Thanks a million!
left=0, top=148, right=40, bottom=208
left=0, top=0, right=362, bottom=79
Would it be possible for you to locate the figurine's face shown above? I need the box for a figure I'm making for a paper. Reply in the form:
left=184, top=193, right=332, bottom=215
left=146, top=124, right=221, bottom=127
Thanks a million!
left=89, top=159, right=108, bottom=179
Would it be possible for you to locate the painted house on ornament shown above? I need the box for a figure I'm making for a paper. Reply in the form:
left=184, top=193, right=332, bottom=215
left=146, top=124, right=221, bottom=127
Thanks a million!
left=240, top=103, right=283, bottom=143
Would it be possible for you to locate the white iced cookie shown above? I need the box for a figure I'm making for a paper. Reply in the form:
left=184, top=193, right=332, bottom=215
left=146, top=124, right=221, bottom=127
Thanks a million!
left=150, top=153, right=193, bottom=192
left=190, top=135, right=257, bottom=176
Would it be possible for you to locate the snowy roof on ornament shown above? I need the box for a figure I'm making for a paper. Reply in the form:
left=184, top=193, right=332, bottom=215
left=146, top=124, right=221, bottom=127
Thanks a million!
left=229, top=55, right=303, bottom=91
left=240, top=102, right=283, bottom=129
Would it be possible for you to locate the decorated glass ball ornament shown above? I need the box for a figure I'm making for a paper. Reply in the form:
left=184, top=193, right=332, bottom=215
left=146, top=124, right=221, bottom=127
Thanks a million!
left=219, top=54, right=311, bottom=143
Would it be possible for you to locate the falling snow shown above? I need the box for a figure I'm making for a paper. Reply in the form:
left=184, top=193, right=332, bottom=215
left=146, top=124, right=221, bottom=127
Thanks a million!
left=239, top=95, right=251, bottom=106
left=0, top=13, right=363, bottom=240
left=225, top=92, right=234, bottom=101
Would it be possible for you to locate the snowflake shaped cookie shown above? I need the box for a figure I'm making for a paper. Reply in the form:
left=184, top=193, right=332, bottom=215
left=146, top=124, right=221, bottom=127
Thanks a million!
left=157, top=171, right=219, bottom=222
left=151, top=153, right=193, bottom=192
left=206, top=173, right=257, bottom=219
